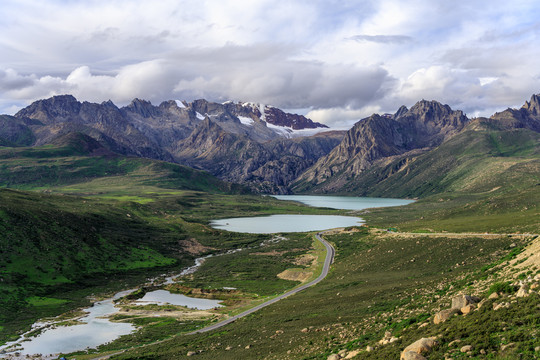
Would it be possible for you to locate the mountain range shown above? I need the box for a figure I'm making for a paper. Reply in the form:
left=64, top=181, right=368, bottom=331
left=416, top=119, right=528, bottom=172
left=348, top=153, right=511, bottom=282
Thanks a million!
left=1, top=94, right=540, bottom=195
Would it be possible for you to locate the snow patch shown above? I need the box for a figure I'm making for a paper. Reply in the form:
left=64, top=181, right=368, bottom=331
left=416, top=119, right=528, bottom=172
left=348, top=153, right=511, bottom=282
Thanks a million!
left=238, top=116, right=255, bottom=126
left=266, top=122, right=334, bottom=138
left=266, top=122, right=293, bottom=138
left=195, top=112, right=205, bottom=120
left=175, top=100, right=186, bottom=108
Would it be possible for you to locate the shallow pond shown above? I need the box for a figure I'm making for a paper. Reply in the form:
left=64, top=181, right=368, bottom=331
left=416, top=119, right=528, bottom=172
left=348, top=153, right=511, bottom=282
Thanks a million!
left=210, top=214, right=365, bottom=233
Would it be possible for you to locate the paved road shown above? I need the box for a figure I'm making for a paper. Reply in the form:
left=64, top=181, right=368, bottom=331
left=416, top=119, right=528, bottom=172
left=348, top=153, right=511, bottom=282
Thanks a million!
left=187, top=231, right=335, bottom=335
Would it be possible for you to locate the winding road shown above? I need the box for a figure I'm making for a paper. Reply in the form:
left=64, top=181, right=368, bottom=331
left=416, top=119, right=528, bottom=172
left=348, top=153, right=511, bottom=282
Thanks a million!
left=187, top=231, right=335, bottom=335
left=88, top=232, right=335, bottom=359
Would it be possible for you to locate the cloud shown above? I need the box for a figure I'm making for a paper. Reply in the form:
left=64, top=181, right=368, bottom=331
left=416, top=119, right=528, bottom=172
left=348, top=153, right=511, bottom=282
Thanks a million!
left=1, top=0, right=540, bottom=127
left=348, top=34, right=413, bottom=44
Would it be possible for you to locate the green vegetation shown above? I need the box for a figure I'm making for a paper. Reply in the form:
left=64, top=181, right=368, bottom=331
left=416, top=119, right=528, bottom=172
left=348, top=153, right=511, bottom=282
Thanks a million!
left=0, top=138, right=244, bottom=195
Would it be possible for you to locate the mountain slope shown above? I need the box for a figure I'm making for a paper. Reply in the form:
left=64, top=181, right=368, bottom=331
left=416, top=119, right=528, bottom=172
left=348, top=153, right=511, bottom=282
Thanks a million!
left=294, top=100, right=469, bottom=193
left=174, top=118, right=343, bottom=193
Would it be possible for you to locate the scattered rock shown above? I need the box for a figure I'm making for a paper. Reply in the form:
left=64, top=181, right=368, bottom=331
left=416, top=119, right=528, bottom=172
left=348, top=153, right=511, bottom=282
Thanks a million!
left=187, top=351, right=196, bottom=356
left=460, top=345, right=473, bottom=353
left=516, top=284, right=529, bottom=297
left=366, top=345, right=374, bottom=352
left=401, top=351, right=427, bottom=360
left=493, top=302, right=510, bottom=311
left=327, top=354, right=340, bottom=360
left=434, top=309, right=458, bottom=324
left=448, top=339, right=461, bottom=347
left=488, top=292, right=499, bottom=299
left=245, top=344, right=251, bottom=349
left=301, top=327, right=309, bottom=333
left=530, top=282, right=539, bottom=290
left=501, top=342, right=516, bottom=351
left=225, top=346, right=232, bottom=350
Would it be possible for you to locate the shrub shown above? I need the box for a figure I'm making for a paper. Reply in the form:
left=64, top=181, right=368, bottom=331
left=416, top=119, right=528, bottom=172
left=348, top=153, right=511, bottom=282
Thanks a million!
left=488, top=281, right=517, bottom=295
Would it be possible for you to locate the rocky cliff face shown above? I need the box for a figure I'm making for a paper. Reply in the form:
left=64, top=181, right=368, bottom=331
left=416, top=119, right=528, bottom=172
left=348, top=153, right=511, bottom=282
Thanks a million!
left=293, top=100, right=469, bottom=193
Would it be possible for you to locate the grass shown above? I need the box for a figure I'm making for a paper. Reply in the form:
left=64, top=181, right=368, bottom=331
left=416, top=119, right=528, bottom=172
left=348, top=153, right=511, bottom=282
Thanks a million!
left=25, top=296, right=69, bottom=306
left=96, top=227, right=528, bottom=360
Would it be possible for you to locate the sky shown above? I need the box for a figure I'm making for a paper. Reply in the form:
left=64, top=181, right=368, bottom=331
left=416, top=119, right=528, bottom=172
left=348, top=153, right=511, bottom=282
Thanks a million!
left=1, top=0, right=540, bottom=128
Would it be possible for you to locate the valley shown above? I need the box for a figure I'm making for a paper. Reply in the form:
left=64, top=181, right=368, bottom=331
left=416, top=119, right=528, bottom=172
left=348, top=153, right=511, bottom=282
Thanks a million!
left=0, top=94, right=539, bottom=359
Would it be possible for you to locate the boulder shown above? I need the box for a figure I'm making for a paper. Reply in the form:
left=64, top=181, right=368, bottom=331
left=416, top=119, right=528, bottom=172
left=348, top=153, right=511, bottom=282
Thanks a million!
left=402, top=337, right=438, bottom=358
left=327, top=354, right=341, bottom=360
left=344, top=350, right=360, bottom=359
left=460, top=345, right=473, bottom=353
left=401, top=351, right=427, bottom=360
left=433, top=309, right=458, bottom=324
left=488, top=292, right=499, bottom=299
left=461, top=304, right=476, bottom=314
left=451, top=295, right=480, bottom=310
left=366, top=346, right=374, bottom=352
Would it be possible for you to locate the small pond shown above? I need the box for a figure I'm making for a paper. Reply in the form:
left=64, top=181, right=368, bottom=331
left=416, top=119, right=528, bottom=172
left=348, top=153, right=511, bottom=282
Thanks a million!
left=210, top=214, right=364, bottom=233
left=135, top=290, right=222, bottom=309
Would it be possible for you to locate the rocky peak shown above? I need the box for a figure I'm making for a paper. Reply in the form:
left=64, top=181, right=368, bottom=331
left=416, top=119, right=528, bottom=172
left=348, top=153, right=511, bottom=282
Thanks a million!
left=405, top=100, right=464, bottom=124
left=124, top=98, right=159, bottom=118
left=101, top=100, right=117, bottom=108
left=393, top=105, right=409, bottom=119
left=521, top=94, right=540, bottom=117
left=15, top=94, right=81, bottom=122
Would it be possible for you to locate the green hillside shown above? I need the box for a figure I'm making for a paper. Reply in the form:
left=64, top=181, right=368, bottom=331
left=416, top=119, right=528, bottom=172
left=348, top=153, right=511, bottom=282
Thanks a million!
left=0, top=132, right=244, bottom=196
